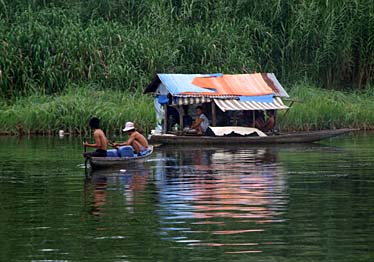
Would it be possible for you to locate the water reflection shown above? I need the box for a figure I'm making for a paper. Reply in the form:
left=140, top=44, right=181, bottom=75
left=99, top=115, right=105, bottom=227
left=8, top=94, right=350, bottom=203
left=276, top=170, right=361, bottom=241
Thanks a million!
left=84, top=175, right=108, bottom=216
left=78, top=141, right=374, bottom=258
left=2, top=135, right=374, bottom=261
left=154, top=146, right=287, bottom=253
left=84, top=168, right=151, bottom=217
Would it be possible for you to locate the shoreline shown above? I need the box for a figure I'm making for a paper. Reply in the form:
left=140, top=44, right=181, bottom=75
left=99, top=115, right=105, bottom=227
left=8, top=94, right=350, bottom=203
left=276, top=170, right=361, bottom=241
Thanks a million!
left=1, top=127, right=373, bottom=137
left=1, top=84, right=373, bottom=135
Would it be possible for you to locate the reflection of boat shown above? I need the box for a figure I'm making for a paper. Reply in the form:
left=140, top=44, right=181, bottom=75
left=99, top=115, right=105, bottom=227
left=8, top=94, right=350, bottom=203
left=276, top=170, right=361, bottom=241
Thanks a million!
left=150, top=129, right=355, bottom=145
left=84, top=167, right=151, bottom=216
left=153, top=146, right=287, bottom=250
left=86, top=146, right=153, bottom=170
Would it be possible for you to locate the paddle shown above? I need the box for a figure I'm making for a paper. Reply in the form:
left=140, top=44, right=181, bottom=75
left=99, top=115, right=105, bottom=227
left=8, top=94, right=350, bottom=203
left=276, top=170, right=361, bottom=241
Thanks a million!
left=83, top=137, right=88, bottom=152
left=83, top=137, right=88, bottom=170
left=109, top=139, right=118, bottom=149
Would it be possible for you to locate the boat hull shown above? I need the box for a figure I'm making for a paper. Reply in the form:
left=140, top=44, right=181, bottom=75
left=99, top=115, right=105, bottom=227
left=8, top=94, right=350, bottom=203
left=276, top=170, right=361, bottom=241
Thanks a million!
left=150, top=129, right=356, bottom=145
left=87, top=146, right=153, bottom=170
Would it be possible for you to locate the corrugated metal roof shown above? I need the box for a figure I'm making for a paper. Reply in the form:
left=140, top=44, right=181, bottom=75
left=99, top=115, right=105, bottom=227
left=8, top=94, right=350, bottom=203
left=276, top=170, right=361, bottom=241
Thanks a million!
left=263, top=73, right=289, bottom=97
left=214, top=97, right=288, bottom=112
left=157, top=74, right=216, bottom=95
left=192, top=73, right=274, bottom=96
left=145, top=73, right=289, bottom=98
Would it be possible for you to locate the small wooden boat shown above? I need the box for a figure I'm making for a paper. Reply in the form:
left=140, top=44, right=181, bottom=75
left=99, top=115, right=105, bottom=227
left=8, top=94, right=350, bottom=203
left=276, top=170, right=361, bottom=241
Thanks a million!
left=86, top=146, right=154, bottom=170
left=149, top=129, right=356, bottom=145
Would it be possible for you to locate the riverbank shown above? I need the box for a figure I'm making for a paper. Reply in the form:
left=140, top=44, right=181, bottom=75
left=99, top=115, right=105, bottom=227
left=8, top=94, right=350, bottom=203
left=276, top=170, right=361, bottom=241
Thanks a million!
left=0, top=83, right=373, bottom=135
left=279, top=83, right=374, bottom=131
left=0, top=85, right=155, bottom=136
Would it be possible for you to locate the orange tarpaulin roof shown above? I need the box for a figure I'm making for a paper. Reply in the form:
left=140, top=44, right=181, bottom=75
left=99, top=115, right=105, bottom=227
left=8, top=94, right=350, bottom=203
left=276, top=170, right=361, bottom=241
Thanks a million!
left=190, top=73, right=274, bottom=96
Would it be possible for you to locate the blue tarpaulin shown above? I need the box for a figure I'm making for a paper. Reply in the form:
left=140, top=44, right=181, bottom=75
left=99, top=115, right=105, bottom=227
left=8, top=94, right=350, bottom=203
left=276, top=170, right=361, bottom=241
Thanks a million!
left=157, top=74, right=216, bottom=95
left=239, top=95, right=274, bottom=103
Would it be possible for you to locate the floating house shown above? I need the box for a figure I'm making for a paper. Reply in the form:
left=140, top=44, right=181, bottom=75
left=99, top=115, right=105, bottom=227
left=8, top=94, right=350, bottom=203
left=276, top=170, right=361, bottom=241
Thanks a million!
left=144, top=73, right=289, bottom=133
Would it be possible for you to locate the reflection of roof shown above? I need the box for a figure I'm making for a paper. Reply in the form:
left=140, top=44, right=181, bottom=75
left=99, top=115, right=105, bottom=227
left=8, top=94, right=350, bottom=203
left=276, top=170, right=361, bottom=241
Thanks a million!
left=145, top=73, right=289, bottom=98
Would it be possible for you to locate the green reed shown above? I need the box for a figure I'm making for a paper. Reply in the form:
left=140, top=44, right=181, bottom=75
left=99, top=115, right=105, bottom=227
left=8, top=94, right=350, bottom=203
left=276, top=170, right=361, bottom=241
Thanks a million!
left=1, top=83, right=373, bottom=135
left=0, top=0, right=373, bottom=133
left=279, top=83, right=374, bottom=131
left=1, top=0, right=373, bottom=100
left=0, top=85, right=155, bottom=135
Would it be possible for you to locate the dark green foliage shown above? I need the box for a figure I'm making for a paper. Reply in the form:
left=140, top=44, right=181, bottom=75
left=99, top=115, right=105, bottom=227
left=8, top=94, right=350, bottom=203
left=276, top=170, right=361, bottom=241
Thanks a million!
left=0, top=85, right=155, bottom=135
left=0, top=0, right=373, bottom=99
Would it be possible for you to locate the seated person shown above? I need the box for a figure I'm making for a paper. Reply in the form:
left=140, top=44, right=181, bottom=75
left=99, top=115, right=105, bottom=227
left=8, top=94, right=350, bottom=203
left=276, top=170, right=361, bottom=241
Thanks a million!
left=112, top=122, right=149, bottom=154
left=167, top=106, right=180, bottom=129
left=190, top=106, right=210, bottom=135
left=255, top=110, right=275, bottom=132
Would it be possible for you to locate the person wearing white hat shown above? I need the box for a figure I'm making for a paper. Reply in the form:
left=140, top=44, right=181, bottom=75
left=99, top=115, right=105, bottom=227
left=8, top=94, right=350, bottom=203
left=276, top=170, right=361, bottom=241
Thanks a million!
left=112, top=122, right=149, bottom=154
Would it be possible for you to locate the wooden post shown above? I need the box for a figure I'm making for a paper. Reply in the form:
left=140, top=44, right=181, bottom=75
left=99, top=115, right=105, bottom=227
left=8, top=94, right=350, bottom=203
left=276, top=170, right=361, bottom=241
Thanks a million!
left=274, top=110, right=278, bottom=131
left=179, top=105, right=183, bottom=130
left=252, top=111, right=255, bottom=128
left=163, top=105, right=168, bottom=134
left=211, top=101, right=216, bottom=126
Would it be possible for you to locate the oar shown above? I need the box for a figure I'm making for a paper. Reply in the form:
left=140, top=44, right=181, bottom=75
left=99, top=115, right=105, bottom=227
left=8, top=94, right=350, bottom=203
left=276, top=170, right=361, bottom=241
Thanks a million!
left=109, top=140, right=117, bottom=149
left=83, top=137, right=88, bottom=152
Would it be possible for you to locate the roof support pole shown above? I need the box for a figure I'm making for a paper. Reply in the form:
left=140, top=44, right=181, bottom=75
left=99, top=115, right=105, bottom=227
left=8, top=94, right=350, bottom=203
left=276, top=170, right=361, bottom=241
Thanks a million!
left=178, top=105, right=183, bottom=130
left=252, top=111, right=255, bottom=128
left=163, top=105, right=168, bottom=134
left=211, top=102, right=216, bottom=126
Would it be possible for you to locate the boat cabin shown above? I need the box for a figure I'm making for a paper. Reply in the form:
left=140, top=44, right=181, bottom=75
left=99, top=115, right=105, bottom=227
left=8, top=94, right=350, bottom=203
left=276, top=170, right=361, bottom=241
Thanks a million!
left=144, top=73, right=290, bottom=137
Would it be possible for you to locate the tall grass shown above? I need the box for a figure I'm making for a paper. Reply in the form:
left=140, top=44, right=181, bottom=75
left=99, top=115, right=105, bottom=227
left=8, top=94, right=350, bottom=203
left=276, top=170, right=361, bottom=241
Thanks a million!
left=279, top=83, right=374, bottom=131
left=0, top=0, right=373, bottom=99
left=1, top=84, right=373, bottom=134
left=0, top=0, right=373, bottom=133
left=0, top=85, right=155, bottom=135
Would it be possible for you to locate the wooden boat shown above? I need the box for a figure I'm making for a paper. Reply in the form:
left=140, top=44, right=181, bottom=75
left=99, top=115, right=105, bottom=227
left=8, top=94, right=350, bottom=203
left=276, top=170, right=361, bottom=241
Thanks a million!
left=86, top=146, right=154, bottom=170
left=145, top=73, right=357, bottom=146
left=149, top=129, right=356, bottom=145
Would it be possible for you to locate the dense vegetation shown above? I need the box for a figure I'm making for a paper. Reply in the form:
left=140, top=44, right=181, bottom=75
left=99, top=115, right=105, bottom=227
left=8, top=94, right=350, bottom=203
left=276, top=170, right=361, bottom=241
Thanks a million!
left=1, top=84, right=373, bottom=135
left=0, top=0, right=373, bottom=132
left=279, top=84, right=374, bottom=131
left=0, top=86, right=154, bottom=135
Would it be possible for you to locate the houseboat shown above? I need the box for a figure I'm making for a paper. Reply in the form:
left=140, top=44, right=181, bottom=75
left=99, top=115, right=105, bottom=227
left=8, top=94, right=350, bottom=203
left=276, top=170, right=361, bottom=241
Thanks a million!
left=144, top=73, right=355, bottom=145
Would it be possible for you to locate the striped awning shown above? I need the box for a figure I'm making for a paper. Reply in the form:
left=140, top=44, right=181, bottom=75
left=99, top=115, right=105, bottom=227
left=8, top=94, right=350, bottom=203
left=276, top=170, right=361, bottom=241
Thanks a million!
left=214, top=97, right=288, bottom=112
left=173, top=96, right=212, bottom=105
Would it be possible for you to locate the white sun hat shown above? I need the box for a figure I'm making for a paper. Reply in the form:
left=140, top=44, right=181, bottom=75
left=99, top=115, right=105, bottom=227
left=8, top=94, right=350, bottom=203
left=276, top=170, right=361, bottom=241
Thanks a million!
left=123, top=121, right=135, bottom=132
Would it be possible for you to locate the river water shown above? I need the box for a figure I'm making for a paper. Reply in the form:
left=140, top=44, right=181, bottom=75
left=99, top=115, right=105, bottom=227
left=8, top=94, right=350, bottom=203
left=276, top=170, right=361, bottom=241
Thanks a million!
left=0, top=133, right=373, bottom=261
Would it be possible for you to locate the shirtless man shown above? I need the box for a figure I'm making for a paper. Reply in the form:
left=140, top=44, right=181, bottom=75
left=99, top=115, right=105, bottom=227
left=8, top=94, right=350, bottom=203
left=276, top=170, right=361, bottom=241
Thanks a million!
left=255, top=110, right=275, bottom=132
left=112, top=122, right=149, bottom=154
left=83, top=117, right=108, bottom=157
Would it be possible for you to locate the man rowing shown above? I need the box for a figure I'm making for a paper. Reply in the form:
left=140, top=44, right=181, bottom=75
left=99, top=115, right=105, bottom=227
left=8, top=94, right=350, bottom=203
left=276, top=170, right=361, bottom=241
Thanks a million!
left=83, top=117, right=108, bottom=157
